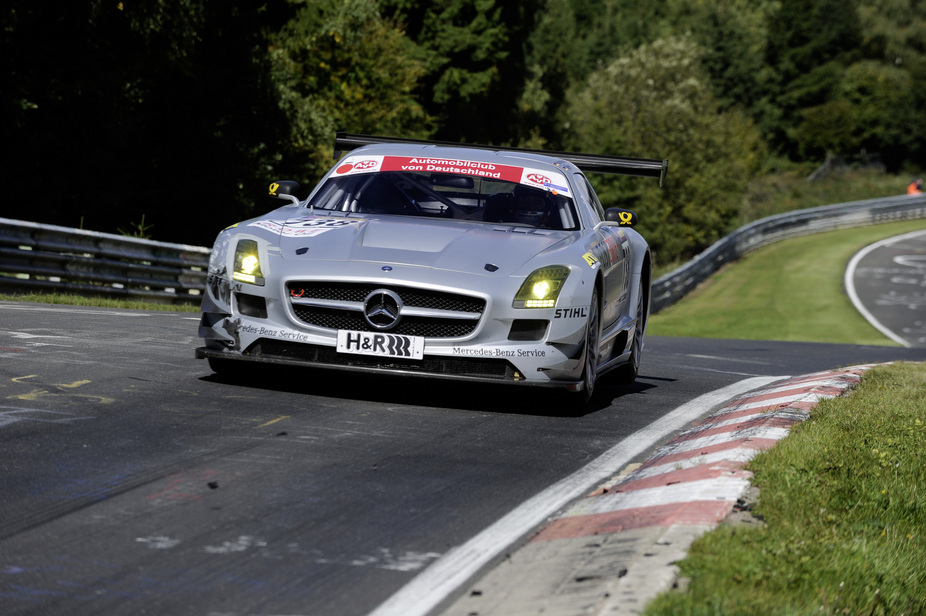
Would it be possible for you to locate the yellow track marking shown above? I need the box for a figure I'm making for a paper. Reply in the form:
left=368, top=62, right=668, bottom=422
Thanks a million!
left=257, top=415, right=290, bottom=428
left=57, top=380, right=92, bottom=389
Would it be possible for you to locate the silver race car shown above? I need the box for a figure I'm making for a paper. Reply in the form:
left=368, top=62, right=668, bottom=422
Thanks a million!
left=196, top=133, right=667, bottom=403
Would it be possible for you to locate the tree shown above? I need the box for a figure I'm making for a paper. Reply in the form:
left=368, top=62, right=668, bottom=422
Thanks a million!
left=518, top=0, right=674, bottom=148
left=0, top=0, right=295, bottom=244
left=858, top=0, right=926, bottom=76
left=800, top=60, right=918, bottom=167
left=378, top=0, right=538, bottom=144
left=761, top=0, right=863, bottom=158
left=856, top=0, right=926, bottom=167
left=0, top=0, right=431, bottom=245
left=676, top=0, right=776, bottom=114
left=564, top=36, right=765, bottom=264
left=269, top=0, right=433, bottom=185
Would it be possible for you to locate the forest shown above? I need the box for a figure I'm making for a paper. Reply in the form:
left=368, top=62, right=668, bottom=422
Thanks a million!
left=1, top=0, right=924, bottom=265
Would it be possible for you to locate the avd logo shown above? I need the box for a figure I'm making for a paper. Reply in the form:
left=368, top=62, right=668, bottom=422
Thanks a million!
left=526, top=173, right=550, bottom=186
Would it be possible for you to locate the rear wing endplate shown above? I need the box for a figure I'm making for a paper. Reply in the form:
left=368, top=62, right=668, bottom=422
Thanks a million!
left=334, top=132, right=668, bottom=187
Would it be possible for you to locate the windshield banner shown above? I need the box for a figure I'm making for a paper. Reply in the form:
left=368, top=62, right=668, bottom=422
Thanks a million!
left=333, top=155, right=571, bottom=196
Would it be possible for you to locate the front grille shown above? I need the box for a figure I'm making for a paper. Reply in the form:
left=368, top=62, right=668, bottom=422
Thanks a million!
left=287, top=281, right=485, bottom=338
left=245, top=339, right=514, bottom=379
left=291, top=306, right=477, bottom=337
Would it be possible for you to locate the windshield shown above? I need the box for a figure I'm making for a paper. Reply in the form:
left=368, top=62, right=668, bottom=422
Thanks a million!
left=306, top=169, right=580, bottom=231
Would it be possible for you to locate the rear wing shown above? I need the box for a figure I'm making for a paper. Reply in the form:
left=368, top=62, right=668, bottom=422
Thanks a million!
left=333, top=132, right=669, bottom=187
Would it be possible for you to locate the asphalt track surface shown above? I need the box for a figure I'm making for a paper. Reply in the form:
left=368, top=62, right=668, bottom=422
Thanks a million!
left=2, top=300, right=926, bottom=615
left=438, top=366, right=873, bottom=616
left=847, top=228, right=926, bottom=347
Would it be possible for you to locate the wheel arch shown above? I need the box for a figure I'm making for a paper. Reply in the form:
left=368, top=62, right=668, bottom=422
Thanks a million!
left=639, top=249, right=652, bottom=334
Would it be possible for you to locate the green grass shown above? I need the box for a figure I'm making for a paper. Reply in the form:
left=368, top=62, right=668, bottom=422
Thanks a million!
left=0, top=292, right=199, bottom=312
left=648, top=219, right=926, bottom=345
left=645, top=362, right=926, bottom=616
left=654, top=168, right=915, bottom=278
left=738, top=167, right=914, bottom=226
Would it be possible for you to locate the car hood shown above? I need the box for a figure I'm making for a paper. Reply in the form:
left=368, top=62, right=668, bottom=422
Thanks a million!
left=275, top=215, right=572, bottom=276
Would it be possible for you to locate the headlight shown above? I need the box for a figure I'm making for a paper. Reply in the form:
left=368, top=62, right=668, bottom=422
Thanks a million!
left=513, top=266, right=570, bottom=308
left=232, top=239, right=264, bottom=285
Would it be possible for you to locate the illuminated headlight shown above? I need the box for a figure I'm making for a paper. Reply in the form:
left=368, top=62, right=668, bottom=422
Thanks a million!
left=232, top=239, right=264, bottom=285
left=513, top=266, right=570, bottom=309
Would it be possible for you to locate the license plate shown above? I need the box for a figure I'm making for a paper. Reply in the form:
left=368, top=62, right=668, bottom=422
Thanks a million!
left=336, top=330, right=425, bottom=360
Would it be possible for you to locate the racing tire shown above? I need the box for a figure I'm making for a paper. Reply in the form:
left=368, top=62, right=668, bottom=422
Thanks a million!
left=578, top=288, right=600, bottom=404
left=616, top=287, right=645, bottom=386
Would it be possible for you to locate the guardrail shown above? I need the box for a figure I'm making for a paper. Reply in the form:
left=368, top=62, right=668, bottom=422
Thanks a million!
left=3, top=193, right=925, bottom=308
left=0, top=217, right=210, bottom=304
left=651, top=193, right=926, bottom=313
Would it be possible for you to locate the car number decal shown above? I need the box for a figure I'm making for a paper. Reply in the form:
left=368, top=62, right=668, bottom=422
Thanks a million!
left=337, top=330, right=425, bottom=360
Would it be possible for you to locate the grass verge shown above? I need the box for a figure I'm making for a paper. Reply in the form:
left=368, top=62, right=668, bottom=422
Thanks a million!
left=648, top=219, right=926, bottom=345
left=645, top=362, right=926, bottom=616
left=737, top=167, right=913, bottom=226
left=0, top=292, right=199, bottom=312
left=653, top=169, right=914, bottom=279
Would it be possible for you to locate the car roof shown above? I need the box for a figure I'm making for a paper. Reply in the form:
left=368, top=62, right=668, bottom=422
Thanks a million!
left=333, top=134, right=667, bottom=186
left=340, top=142, right=576, bottom=175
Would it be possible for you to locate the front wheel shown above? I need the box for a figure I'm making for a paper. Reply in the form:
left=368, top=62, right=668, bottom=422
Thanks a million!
left=578, top=288, right=600, bottom=404
left=616, top=288, right=645, bottom=386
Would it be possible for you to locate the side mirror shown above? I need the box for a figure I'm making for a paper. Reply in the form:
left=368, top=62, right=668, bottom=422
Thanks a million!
left=604, top=207, right=638, bottom=227
left=269, top=180, right=301, bottom=204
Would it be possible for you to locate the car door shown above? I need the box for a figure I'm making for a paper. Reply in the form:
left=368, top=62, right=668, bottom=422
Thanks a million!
left=572, top=173, right=627, bottom=329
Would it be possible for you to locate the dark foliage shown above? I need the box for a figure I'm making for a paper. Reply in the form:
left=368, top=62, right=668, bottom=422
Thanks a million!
left=1, top=0, right=922, bottom=259
left=1, top=0, right=294, bottom=245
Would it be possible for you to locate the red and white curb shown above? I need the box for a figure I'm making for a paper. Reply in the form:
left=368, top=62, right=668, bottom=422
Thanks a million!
left=373, top=367, right=880, bottom=616
left=529, top=364, right=879, bottom=614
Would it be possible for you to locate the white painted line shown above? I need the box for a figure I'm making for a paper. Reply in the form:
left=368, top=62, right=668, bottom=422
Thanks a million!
left=684, top=354, right=773, bottom=366
left=666, top=363, right=771, bottom=377
left=844, top=229, right=926, bottom=348
left=367, top=375, right=787, bottom=616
